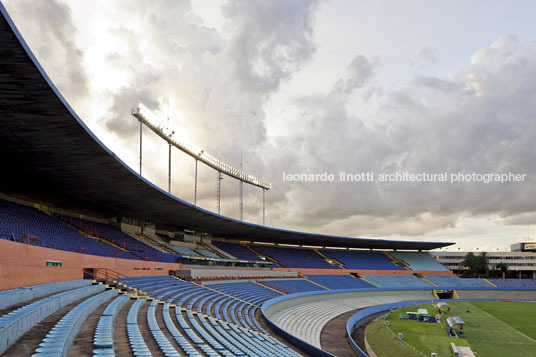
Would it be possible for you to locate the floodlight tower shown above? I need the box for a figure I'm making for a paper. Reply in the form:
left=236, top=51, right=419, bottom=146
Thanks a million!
left=131, top=104, right=271, bottom=224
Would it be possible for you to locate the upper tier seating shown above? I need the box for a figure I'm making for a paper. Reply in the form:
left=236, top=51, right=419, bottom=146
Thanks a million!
left=58, top=214, right=179, bottom=263
left=306, top=275, right=376, bottom=290
left=205, top=242, right=236, bottom=259
left=362, top=275, right=434, bottom=288
left=320, top=250, right=405, bottom=270
left=425, top=275, right=494, bottom=288
left=195, top=248, right=220, bottom=259
left=211, top=241, right=263, bottom=261
left=0, top=199, right=138, bottom=259
left=253, top=245, right=338, bottom=269
left=390, top=252, right=449, bottom=271
left=487, top=278, right=536, bottom=289
left=168, top=245, right=199, bottom=256
left=258, top=279, right=326, bottom=294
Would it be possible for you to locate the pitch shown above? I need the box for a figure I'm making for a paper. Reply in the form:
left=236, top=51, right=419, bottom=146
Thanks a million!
left=366, top=300, right=536, bottom=357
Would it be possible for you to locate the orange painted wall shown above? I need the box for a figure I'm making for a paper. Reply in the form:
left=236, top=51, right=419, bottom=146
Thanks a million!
left=0, top=239, right=453, bottom=291
left=0, top=239, right=181, bottom=291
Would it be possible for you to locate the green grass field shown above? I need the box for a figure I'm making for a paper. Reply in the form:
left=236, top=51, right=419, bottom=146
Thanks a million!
left=365, top=301, right=536, bottom=357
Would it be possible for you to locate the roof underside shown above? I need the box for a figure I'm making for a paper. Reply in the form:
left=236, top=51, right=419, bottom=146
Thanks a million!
left=0, top=5, right=453, bottom=251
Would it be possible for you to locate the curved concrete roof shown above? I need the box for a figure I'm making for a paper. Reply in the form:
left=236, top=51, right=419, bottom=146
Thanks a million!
left=0, top=4, right=452, bottom=250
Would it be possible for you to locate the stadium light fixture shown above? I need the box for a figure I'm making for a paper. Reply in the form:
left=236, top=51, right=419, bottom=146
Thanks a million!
left=131, top=104, right=271, bottom=190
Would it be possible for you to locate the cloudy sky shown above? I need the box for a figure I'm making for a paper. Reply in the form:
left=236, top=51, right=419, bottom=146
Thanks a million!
left=4, top=0, right=536, bottom=251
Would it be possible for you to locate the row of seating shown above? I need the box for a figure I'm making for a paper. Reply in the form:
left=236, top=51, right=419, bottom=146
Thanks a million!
left=33, top=289, right=117, bottom=356
left=362, top=275, right=433, bottom=288
left=425, top=275, right=492, bottom=288
left=305, top=275, right=375, bottom=289
left=0, top=279, right=91, bottom=310
left=391, top=251, right=449, bottom=271
left=488, top=278, right=536, bottom=289
left=320, top=250, right=404, bottom=270
left=126, top=298, right=151, bottom=356
left=211, top=242, right=262, bottom=262
left=0, top=283, right=105, bottom=354
left=204, top=242, right=236, bottom=259
left=253, top=245, right=335, bottom=269
left=93, top=294, right=129, bottom=355
left=162, top=304, right=214, bottom=356
left=147, top=300, right=184, bottom=356
left=257, top=279, right=326, bottom=294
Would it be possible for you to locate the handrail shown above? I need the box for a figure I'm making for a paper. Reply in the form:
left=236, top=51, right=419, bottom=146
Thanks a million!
left=83, top=267, right=129, bottom=282
left=17, top=234, right=39, bottom=243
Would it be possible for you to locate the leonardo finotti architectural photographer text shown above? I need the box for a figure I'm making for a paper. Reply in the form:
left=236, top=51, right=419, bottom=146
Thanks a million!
left=282, top=171, right=527, bottom=184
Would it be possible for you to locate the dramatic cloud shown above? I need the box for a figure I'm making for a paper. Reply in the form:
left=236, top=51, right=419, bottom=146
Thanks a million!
left=3, top=0, right=89, bottom=111
left=3, top=1, right=535, bottom=247
left=269, top=35, right=536, bottom=236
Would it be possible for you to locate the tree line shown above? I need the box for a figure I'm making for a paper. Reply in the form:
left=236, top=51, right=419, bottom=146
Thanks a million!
left=459, top=252, right=508, bottom=278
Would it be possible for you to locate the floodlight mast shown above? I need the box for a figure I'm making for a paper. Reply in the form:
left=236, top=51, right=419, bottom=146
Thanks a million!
left=131, top=105, right=271, bottom=190
left=131, top=104, right=271, bottom=224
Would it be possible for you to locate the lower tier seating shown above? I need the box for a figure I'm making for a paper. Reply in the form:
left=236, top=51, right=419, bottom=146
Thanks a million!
left=0, top=282, right=105, bottom=354
left=3, top=274, right=526, bottom=356
left=0, top=280, right=92, bottom=310
left=487, top=278, right=536, bottom=289
left=362, top=275, right=434, bottom=288
left=1, top=279, right=301, bottom=356
left=257, top=279, right=326, bottom=294
left=305, top=275, right=376, bottom=289
left=425, top=275, right=493, bottom=288
left=33, top=289, right=117, bottom=356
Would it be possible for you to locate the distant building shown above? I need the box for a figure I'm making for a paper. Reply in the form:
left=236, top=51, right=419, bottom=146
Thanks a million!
left=431, top=244, right=536, bottom=279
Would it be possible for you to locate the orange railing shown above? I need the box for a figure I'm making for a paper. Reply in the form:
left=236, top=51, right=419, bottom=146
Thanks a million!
left=83, top=267, right=129, bottom=283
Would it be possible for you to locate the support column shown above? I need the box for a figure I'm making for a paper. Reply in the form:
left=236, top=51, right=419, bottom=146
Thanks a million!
left=168, top=144, right=172, bottom=193
left=194, top=159, right=198, bottom=205
left=139, top=121, right=143, bottom=175
left=239, top=180, right=243, bottom=221
left=262, top=188, right=266, bottom=226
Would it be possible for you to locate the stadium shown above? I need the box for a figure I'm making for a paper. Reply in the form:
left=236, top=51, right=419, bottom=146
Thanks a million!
left=1, top=2, right=536, bottom=357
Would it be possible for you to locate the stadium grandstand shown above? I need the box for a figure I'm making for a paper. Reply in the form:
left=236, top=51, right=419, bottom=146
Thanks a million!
left=1, top=3, right=535, bottom=357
